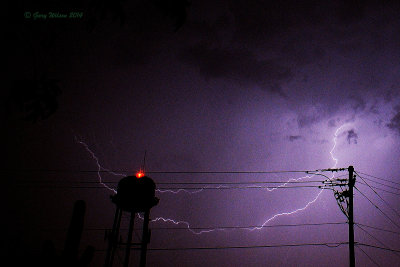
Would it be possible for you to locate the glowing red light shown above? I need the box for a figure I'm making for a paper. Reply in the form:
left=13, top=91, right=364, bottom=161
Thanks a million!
left=136, top=171, right=144, bottom=178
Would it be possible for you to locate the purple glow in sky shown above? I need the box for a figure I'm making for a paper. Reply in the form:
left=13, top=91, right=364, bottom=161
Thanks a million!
left=4, top=0, right=400, bottom=266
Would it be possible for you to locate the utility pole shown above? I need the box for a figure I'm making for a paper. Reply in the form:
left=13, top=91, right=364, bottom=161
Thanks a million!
left=348, top=165, right=355, bottom=267
left=325, top=166, right=356, bottom=267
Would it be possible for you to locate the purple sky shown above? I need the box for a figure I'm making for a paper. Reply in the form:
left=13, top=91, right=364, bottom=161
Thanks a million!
left=4, top=1, right=400, bottom=266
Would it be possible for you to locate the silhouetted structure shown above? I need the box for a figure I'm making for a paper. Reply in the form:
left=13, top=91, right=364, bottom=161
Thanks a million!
left=40, top=200, right=95, bottom=267
left=332, top=166, right=356, bottom=267
left=105, top=175, right=159, bottom=267
left=11, top=76, right=61, bottom=122
left=348, top=166, right=355, bottom=267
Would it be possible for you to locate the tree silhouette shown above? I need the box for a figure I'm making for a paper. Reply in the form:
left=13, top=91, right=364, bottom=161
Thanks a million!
left=8, top=0, right=191, bottom=122
left=152, top=0, right=191, bottom=31
left=38, top=200, right=95, bottom=267
left=11, top=75, right=61, bottom=123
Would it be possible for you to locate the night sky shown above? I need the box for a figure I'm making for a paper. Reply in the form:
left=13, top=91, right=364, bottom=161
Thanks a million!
left=4, top=0, right=400, bottom=266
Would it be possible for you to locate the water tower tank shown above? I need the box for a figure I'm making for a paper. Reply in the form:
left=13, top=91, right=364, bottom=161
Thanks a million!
left=111, top=176, right=159, bottom=212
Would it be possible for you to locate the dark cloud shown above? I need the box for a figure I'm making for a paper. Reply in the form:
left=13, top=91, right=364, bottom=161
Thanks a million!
left=288, top=135, right=302, bottom=142
left=228, top=1, right=322, bottom=42
left=387, top=106, right=400, bottom=134
left=179, top=45, right=291, bottom=95
left=384, top=86, right=400, bottom=103
left=152, top=0, right=191, bottom=31
left=227, top=0, right=396, bottom=46
left=349, top=94, right=366, bottom=113
left=297, top=113, right=321, bottom=128
left=346, top=129, right=358, bottom=144
left=334, top=0, right=366, bottom=24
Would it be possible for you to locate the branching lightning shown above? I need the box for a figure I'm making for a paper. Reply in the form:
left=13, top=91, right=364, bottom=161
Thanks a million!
left=75, top=136, right=124, bottom=194
left=76, top=124, right=348, bottom=234
left=247, top=123, right=349, bottom=231
left=330, top=124, right=348, bottom=169
left=156, top=185, right=229, bottom=194
left=249, top=190, right=324, bottom=231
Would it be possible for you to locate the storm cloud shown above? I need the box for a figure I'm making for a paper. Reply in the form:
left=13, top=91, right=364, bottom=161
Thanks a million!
left=346, top=129, right=358, bottom=144
left=387, top=106, right=400, bottom=135
left=179, top=44, right=291, bottom=95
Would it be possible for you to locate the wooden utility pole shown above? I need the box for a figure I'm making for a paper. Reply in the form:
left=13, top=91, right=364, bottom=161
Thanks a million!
left=348, top=165, right=355, bottom=267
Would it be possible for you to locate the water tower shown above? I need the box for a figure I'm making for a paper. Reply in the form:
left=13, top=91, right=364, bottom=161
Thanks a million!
left=104, top=171, right=159, bottom=267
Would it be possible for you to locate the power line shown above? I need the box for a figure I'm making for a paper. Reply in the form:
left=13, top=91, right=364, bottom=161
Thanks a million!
left=14, top=185, right=327, bottom=190
left=144, top=221, right=347, bottom=231
left=355, top=172, right=400, bottom=220
left=357, top=182, right=400, bottom=197
left=94, top=242, right=349, bottom=252
left=158, top=185, right=324, bottom=190
left=358, top=176, right=400, bottom=191
left=357, top=172, right=400, bottom=187
left=357, top=243, right=400, bottom=254
left=129, top=181, right=324, bottom=184
left=146, top=242, right=349, bottom=251
left=356, top=224, right=400, bottom=260
left=2, top=169, right=316, bottom=174
left=12, top=177, right=330, bottom=190
left=12, top=180, right=328, bottom=185
left=4, top=169, right=350, bottom=179
left=147, top=171, right=319, bottom=174
left=354, top=186, right=400, bottom=230
left=355, top=223, right=400, bottom=236
left=355, top=245, right=381, bottom=267
left=38, top=222, right=347, bottom=232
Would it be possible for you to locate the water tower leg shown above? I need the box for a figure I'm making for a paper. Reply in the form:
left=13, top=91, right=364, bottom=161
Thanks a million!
left=110, top=208, right=122, bottom=267
left=140, top=210, right=150, bottom=267
left=123, top=211, right=135, bottom=267
left=105, top=207, right=122, bottom=267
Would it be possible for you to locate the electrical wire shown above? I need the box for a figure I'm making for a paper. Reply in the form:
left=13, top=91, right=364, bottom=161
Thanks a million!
left=356, top=243, right=400, bottom=253
left=357, top=172, right=400, bottom=187
left=146, top=242, right=349, bottom=251
left=12, top=178, right=329, bottom=185
left=14, top=186, right=328, bottom=190
left=357, top=182, right=400, bottom=197
left=355, top=245, right=381, bottom=267
left=355, top=223, right=400, bottom=236
left=355, top=171, right=400, bottom=220
left=11, top=180, right=328, bottom=185
left=354, top=186, right=400, bottom=230
left=94, top=242, right=349, bottom=252
left=38, top=222, right=347, bottom=232
left=358, top=176, right=400, bottom=191
left=2, top=169, right=318, bottom=174
left=355, top=224, right=400, bottom=260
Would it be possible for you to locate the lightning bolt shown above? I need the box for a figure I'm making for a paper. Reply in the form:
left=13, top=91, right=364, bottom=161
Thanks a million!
left=76, top=124, right=348, bottom=234
left=75, top=136, right=124, bottom=194
left=156, top=173, right=317, bottom=195
left=136, top=214, right=218, bottom=235
left=330, top=124, right=348, bottom=169
left=248, top=123, right=348, bottom=231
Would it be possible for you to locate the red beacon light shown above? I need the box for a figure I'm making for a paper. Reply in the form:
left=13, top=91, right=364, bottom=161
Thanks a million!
left=136, top=170, right=145, bottom=178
